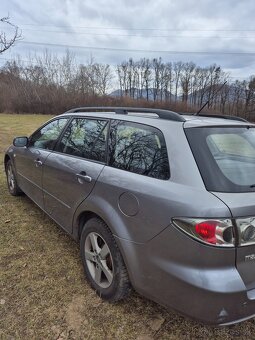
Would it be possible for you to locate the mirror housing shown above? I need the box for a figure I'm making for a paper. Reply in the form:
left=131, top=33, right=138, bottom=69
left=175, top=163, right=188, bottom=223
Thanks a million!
left=13, top=136, right=29, bottom=147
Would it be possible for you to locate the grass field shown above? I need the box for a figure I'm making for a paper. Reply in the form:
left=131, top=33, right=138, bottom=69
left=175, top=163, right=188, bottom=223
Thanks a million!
left=1, top=114, right=255, bottom=339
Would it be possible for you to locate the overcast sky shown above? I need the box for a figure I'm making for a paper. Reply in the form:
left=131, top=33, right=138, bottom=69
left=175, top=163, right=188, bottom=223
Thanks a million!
left=1, top=0, right=255, bottom=81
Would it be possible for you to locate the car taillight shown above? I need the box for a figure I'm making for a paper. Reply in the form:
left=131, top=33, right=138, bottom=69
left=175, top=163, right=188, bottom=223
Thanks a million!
left=195, top=221, right=217, bottom=244
left=172, top=218, right=235, bottom=247
left=236, top=217, right=255, bottom=246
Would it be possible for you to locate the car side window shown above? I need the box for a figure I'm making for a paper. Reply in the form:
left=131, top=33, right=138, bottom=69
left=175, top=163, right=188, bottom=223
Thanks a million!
left=109, top=120, right=170, bottom=180
left=29, top=118, right=69, bottom=150
left=57, top=118, right=109, bottom=162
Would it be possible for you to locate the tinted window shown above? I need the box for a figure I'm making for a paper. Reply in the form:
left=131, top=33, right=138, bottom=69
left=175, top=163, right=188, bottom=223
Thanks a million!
left=109, top=121, right=170, bottom=180
left=186, top=126, right=255, bottom=192
left=58, top=118, right=108, bottom=162
left=29, top=118, right=69, bottom=150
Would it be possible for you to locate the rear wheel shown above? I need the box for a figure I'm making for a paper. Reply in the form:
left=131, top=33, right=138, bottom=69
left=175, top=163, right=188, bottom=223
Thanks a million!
left=6, top=160, right=23, bottom=196
left=80, top=217, right=131, bottom=301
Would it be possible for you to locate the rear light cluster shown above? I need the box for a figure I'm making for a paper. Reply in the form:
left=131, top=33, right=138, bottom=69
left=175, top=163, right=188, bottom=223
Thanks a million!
left=172, top=217, right=255, bottom=247
left=236, top=217, right=255, bottom=245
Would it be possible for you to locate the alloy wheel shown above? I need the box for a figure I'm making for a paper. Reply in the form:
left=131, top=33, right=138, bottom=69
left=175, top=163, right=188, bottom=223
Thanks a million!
left=84, top=232, right=114, bottom=288
left=7, top=164, right=15, bottom=191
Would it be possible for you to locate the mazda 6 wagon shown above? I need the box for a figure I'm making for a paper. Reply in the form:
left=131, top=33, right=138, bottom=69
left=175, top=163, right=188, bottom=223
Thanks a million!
left=4, top=106, right=255, bottom=325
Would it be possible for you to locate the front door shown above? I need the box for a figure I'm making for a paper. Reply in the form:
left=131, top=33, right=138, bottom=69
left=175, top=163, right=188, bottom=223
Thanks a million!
left=14, top=117, right=69, bottom=208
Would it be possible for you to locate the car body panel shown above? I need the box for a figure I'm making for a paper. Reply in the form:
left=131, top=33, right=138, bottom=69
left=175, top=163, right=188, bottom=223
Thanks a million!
left=213, top=191, right=255, bottom=291
left=42, top=151, right=105, bottom=233
left=116, top=225, right=250, bottom=325
left=75, top=165, right=231, bottom=243
left=12, top=146, right=52, bottom=208
left=212, top=192, right=255, bottom=217
left=183, top=116, right=255, bottom=128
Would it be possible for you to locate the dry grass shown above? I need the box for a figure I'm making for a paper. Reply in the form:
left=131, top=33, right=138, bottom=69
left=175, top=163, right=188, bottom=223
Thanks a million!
left=1, top=113, right=255, bottom=339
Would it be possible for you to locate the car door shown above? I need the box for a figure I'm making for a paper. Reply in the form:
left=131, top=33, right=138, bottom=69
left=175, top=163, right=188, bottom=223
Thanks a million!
left=14, top=117, right=69, bottom=208
left=42, top=117, right=109, bottom=233
left=89, top=119, right=171, bottom=242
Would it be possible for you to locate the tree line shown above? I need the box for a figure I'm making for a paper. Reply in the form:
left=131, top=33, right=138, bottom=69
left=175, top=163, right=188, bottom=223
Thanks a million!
left=0, top=51, right=254, bottom=118
left=117, top=58, right=255, bottom=118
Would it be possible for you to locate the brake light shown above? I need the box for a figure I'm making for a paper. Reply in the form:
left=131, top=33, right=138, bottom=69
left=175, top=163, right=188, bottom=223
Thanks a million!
left=195, top=221, right=217, bottom=244
left=172, top=218, right=234, bottom=247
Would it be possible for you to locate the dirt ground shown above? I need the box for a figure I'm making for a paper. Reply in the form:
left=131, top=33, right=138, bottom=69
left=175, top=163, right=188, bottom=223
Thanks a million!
left=1, top=113, right=255, bottom=339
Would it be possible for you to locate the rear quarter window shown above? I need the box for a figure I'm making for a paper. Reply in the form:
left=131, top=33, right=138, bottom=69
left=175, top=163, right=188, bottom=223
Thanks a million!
left=109, top=120, right=170, bottom=180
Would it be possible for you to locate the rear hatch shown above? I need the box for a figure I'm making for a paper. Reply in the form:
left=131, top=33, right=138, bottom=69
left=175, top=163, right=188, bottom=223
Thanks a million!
left=185, top=123, right=255, bottom=290
left=213, top=192, right=255, bottom=290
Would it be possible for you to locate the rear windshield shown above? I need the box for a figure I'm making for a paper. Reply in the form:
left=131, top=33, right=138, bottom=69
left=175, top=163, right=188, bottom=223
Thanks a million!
left=185, top=126, right=255, bottom=193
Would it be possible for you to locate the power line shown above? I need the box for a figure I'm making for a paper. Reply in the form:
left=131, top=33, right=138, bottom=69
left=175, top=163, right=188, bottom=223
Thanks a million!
left=0, top=57, right=35, bottom=63
left=18, top=41, right=255, bottom=56
left=13, top=28, right=255, bottom=39
left=17, top=23, right=255, bottom=33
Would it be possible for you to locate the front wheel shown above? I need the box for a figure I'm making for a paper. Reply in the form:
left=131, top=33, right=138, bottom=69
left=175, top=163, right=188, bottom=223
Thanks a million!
left=6, top=160, right=23, bottom=196
left=80, top=217, right=131, bottom=302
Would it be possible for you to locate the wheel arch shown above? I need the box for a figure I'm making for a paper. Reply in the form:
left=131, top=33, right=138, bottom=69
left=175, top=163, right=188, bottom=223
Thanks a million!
left=76, top=211, right=99, bottom=241
left=72, top=200, right=135, bottom=284
left=72, top=196, right=132, bottom=242
left=74, top=208, right=125, bottom=242
left=4, top=154, right=11, bottom=170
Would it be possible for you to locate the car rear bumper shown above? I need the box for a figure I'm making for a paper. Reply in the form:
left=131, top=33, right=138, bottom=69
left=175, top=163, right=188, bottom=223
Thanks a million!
left=117, top=225, right=255, bottom=325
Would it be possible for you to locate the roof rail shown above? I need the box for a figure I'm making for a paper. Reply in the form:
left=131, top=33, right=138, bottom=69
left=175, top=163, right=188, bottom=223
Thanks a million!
left=196, top=113, right=248, bottom=122
left=65, top=106, right=185, bottom=122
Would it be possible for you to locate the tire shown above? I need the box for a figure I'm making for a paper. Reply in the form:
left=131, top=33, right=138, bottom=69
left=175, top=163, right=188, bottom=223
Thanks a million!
left=6, top=160, right=23, bottom=196
left=80, top=217, right=131, bottom=302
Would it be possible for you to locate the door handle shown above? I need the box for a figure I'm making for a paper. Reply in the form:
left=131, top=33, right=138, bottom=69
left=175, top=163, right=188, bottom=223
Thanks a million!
left=34, top=159, right=43, bottom=167
left=76, top=172, right=92, bottom=183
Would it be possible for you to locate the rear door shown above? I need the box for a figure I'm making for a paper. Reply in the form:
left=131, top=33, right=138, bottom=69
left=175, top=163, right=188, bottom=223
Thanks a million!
left=42, top=117, right=109, bottom=233
left=95, top=119, right=171, bottom=242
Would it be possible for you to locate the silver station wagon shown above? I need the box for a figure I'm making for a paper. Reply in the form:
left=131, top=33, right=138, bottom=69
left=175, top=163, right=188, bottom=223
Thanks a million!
left=4, top=107, right=255, bottom=325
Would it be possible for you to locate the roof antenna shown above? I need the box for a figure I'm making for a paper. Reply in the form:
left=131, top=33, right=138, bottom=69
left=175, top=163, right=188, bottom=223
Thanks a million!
left=194, top=81, right=227, bottom=116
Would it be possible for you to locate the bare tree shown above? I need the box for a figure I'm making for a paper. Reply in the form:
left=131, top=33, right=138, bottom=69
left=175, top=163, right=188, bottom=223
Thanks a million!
left=245, top=76, right=255, bottom=119
left=93, top=63, right=113, bottom=95
left=142, top=58, right=152, bottom=101
left=173, top=61, right=183, bottom=103
left=0, top=16, right=21, bottom=54
left=180, top=62, right=196, bottom=104
left=152, top=58, right=163, bottom=101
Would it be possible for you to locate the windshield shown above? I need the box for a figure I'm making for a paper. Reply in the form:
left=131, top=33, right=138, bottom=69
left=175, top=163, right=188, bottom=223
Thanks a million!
left=185, top=126, right=255, bottom=193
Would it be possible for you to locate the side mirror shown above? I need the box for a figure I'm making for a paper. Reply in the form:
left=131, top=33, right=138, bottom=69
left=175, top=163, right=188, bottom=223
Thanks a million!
left=13, top=136, right=29, bottom=147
